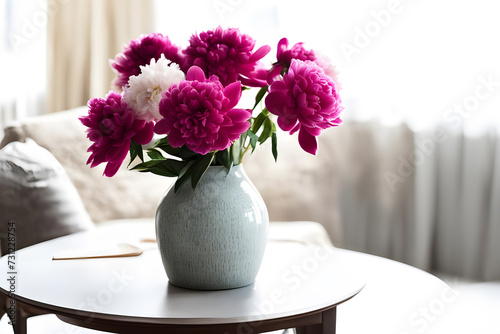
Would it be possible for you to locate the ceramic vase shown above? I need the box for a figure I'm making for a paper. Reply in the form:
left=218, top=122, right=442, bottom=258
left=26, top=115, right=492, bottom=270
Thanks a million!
left=155, top=165, right=269, bottom=290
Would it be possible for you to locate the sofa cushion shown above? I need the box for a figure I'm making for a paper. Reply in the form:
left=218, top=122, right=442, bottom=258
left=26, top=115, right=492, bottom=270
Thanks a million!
left=0, top=139, right=94, bottom=255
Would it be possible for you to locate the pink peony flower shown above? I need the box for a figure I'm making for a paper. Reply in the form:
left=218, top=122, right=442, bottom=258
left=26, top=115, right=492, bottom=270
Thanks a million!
left=265, top=59, right=343, bottom=155
left=154, top=66, right=251, bottom=155
left=80, top=91, right=154, bottom=177
left=110, top=33, right=182, bottom=90
left=268, top=38, right=317, bottom=84
left=277, top=37, right=316, bottom=65
left=182, top=26, right=270, bottom=87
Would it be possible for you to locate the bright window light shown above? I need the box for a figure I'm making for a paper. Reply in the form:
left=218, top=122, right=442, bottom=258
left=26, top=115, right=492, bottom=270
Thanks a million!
left=154, top=0, right=500, bottom=131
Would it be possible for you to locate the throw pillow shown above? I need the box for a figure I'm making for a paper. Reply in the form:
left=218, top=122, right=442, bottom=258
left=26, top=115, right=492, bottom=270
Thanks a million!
left=0, top=139, right=94, bottom=255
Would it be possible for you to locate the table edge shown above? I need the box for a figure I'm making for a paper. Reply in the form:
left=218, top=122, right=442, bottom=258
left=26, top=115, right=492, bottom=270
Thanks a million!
left=0, top=283, right=364, bottom=326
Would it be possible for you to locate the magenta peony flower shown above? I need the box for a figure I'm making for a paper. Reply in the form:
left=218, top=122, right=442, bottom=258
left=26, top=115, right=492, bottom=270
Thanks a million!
left=182, top=26, right=271, bottom=87
left=265, top=59, right=343, bottom=155
left=110, top=33, right=182, bottom=90
left=277, top=37, right=316, bottom=65
left=268, top=38, right=317, bottom=84
left=80, top=91, right=154, bottom=177
left=154, top=66, right=251, bottom=155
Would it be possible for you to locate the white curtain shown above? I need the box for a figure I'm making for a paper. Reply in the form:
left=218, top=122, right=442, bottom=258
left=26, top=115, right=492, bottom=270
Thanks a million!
left=331, top=121, right=416, bottom=262
left=46, top=0, right=155, bottom=113
left=431, top=126, right=500, bottom=280
left=332, top=121, right=500, bottom=281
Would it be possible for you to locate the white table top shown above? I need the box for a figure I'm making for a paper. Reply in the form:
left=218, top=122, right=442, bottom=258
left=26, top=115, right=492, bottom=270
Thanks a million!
left=0, top=223, right=365, bottom=326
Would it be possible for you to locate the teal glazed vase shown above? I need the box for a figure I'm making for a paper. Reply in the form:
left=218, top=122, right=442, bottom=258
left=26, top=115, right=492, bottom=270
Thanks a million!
left=155, top=165, right=269, bottom=290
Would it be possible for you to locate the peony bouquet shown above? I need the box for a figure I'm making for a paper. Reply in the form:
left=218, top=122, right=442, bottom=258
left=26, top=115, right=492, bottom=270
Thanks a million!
left=80, top=27, right=344, bottom=191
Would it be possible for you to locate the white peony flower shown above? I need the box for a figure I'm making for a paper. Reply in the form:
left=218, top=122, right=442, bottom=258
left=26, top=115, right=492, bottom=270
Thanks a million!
left=123, top=54, right=185, bottom=121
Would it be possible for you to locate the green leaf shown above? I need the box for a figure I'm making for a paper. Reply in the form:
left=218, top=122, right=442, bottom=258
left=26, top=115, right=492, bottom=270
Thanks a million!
left=128, top=141, right=144, bottom=167
left=162, top=159, right=186, bottom=175
left=130, top=159, right=164, bottom=170
left=231, top=136, right=243, bottom=165
left=179, top=146, right=199, bottom=160
left=271, top=131, right=278, bottom=162
left=143, top=165, right=178, bottom=177
left=258, top=117, right=273, bottom=144
left=158, top=144, right=198, bottom=160
left=154, top=137, right=198, bottom=160
left=216, top=148, right=233, bottom=171
left=157, top=144, right=181, bottom=158
left=247, top=130, right=258, bottom=152
left=252, top=86, right=268, bottom=110
left=174, top=161, right=195, bottom=193
left=147, top=149, right=165, bottom=160
left=143, top=158, right=187, bottom=177
left=155, top=137, right=181, bottom=158
left=190, top=153, right=215, bottom=189
left=155, top=136, right=170, bottom=147
left=251, top=111, right=268, bottom=134
left=132, top=157, right=186, bottom=177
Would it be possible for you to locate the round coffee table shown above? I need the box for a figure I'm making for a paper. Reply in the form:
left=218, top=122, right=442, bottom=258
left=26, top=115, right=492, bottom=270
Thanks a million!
left=0, top=225, right=365, bottom=334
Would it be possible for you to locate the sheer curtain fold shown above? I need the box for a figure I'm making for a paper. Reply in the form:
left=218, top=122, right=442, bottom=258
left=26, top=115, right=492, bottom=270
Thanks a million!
left=484, top=135, right=500, bottom=280
left=411, top=137, right=437, bottom=271
left=46, top=0, right=154, bottom=113
left=392, top=126, right=500, bottom=280
left=460, top=132, right=497, bottom=278
left=337, top=123, right=500, bottom=281
left=335, top=121, right=415, bottom=262
left=427, top=127, right=500, bottom=280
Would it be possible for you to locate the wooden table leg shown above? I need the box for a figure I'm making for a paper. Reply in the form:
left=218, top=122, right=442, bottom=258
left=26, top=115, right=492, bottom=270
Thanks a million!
left=0, top=291, right=6, bottom=320
left=5, top=298, right=27, bottom=334
left=0, top=294, right=24, bottom=334
left=2, top=296, right=49, bottom=334
left=295, top=308, right=336, bottom=334
left=11, top=310, right=27, bottom=334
